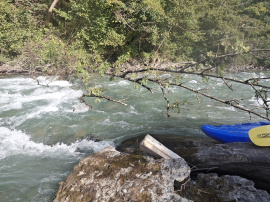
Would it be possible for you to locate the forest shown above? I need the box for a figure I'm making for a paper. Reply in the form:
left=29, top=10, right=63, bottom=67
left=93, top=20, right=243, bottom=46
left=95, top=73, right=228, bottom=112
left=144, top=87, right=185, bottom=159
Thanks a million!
left=0, top=0, right=270, bottom=119
left=1, top=0, right=269, bottom=68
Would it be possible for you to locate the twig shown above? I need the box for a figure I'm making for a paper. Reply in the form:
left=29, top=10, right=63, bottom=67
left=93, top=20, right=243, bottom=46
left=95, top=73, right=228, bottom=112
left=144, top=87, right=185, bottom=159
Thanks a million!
left=175, top=178, right=191, bottom=192
left=106, top=72, right=154, bottom=93
left=82, top=94, right=128, bottom=106
left=196, top=94, right=201, bottom=103
left=222, top=77, right=233, bottom=91
left=78, top=96, right=93, bottom=110
left=154, top=27, right=172, bottom=57
left=250, top=85, right=269, bottom=108
left=219, top=0, right=226, bottom=10
left=200, top=66, right=216, bottom=74
left=160, top=84, right=171, bottom=117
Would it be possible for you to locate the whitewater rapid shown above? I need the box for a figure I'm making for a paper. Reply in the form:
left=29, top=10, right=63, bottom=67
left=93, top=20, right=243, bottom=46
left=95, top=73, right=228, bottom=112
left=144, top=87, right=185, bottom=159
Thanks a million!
left=0, top=72, right=269, bottom=201
left=0, top=76, right=114, bottom=201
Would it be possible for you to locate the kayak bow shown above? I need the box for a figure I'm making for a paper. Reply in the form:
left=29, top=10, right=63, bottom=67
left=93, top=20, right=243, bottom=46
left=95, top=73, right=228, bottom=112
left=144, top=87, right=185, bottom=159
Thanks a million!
left=201, top=122, right=270, bottom=143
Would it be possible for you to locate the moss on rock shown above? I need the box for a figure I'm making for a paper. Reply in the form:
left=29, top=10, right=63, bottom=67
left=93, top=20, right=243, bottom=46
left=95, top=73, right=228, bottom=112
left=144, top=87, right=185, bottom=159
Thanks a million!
left=54, top=146, right=191, bottom=202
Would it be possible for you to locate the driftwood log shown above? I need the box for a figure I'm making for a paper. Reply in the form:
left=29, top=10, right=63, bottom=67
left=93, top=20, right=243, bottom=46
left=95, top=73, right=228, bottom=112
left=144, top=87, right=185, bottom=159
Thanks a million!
left=139, top=134, right=181, bottom=159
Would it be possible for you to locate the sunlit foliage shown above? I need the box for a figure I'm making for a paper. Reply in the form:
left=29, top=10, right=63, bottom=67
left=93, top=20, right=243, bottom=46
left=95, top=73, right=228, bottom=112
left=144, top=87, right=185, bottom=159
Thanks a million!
left=0, top=0, right=269, bottom=68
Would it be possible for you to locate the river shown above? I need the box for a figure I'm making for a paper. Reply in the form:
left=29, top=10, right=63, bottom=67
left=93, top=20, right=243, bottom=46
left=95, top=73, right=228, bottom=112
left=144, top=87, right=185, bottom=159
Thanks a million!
left=0, top=71, right=269, bottom=201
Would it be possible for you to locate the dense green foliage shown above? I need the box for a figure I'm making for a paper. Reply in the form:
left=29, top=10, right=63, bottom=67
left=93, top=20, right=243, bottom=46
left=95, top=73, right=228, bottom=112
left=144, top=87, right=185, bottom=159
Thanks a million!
left=0, top=0, right=269, bottom=70
left=0, top=1, right=32, bottom=58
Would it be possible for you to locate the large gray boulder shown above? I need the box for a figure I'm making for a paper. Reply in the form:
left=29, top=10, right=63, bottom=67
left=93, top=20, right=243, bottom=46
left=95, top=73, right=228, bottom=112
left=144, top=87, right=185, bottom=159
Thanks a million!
left=54, top=146, right=191, bottom=202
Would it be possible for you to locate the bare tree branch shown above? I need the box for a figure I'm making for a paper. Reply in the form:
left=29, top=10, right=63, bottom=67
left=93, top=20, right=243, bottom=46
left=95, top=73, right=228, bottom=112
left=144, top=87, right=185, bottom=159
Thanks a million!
left=250, top=85, right=269, bottom=110
left=106, top=72, right=154, bottom=93
left=159, top=84, right=171, bottom=117
left=103, top=62, right=270, bottom=120
left=222, top=77, right=233, bottom=91
left=178, top=49, right=270, bottom=72
left=118, top=67, right=270, bottom=89
left=83, top=49, right=270, bottom=117
left=154, top=27, right=172, bottom=57
left=78, top=96, right=93, bottom=110
left=82, top=94, right=128, bottom=106
left=164, top=80, right=270, bottom=121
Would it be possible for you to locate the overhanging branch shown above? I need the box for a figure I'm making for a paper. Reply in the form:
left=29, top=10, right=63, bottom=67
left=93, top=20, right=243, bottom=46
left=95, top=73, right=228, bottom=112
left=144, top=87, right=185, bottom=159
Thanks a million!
left=105, top=72, right=154, bottom=93
left=118, top=67, right=270, bottom=89
left=178, top=49, right=270, bottom=72
left=166, top=80, right=270, bottom=121
left=100, top=49, right=270, bottom=119
left=82, top=94, right=127, bottom=106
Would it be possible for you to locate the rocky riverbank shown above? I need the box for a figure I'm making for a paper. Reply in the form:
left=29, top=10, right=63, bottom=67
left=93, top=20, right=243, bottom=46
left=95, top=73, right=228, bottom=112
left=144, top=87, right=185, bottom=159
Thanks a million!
left=0, top=63, right=29, bottom=74
left=54, top=134, right=270, bottom=201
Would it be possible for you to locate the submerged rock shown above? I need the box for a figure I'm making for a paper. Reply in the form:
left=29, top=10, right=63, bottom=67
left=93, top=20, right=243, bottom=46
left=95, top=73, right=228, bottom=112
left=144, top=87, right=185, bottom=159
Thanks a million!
left=54, top=146, right=191, bottom=202
left=177, top=173, right=270, bottom=202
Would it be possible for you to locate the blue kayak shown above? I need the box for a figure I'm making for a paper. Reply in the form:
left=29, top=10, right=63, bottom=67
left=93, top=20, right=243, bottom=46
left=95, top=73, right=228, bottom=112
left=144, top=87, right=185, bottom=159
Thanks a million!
left=201, top=122, right=270, bottom=143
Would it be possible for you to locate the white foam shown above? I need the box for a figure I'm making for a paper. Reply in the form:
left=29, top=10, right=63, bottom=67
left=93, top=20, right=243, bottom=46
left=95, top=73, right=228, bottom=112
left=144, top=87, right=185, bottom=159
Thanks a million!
left=36, top=76, right=72, bottom=87
left=0, top=76, right=84, bottom=126
left=72, top=103, right=90, bottom=113
left=160, top=74, right=171, bottom=79
left=249, top=96, right=264, bottom=106
left=0, top=127, right=113, bottom=159
left=216, top=82, right=224, bottom=87
left=92, top=109, right=106, bottom=114
left=0, top=91, right=23, bottom=110
left=0, top=101, right=22, bottom=111
left=0, top=77, right=35, bottom=90
left=216, top=106, right=236, bottom=111
left=129, top=106, right=138, bottom=114
left=118, top=80, right=130, bottom=86
left=108, top=80, right=130, bottom=86
left=101, top=119, right=130, bottom=129
left=189, top=80, right=197, bottom=84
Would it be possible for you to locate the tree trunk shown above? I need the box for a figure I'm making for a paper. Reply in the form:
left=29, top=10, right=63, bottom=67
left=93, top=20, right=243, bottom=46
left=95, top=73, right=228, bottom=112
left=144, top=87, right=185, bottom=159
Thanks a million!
left=48, top=0, right=59, bottom=22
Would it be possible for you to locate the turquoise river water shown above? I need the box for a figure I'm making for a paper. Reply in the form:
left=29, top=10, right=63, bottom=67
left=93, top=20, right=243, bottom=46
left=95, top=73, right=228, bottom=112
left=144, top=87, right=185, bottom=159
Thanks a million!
left=0, top=71, right=269, bottom=201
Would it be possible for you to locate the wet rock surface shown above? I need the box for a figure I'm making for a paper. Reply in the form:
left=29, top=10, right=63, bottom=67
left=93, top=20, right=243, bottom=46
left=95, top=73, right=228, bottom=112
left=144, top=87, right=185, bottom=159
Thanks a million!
left=117, top=134, right=270, bottom=193
left=54, top=146, right=191, bottom=202
left=177, top=173, right=270, bottom=202
left=191, top=142, right=270, bottom=193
